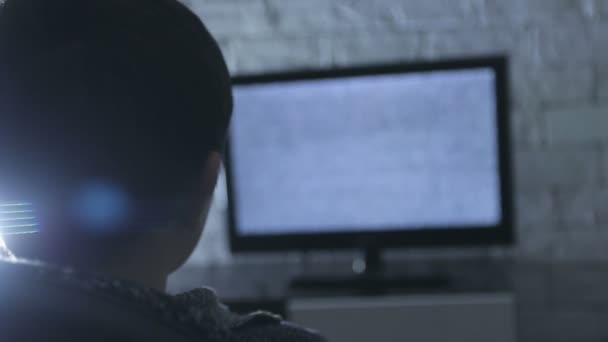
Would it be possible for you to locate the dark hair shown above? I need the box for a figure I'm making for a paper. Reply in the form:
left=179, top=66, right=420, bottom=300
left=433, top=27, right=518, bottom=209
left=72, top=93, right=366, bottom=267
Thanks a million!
left=0, top=0, right=232, bottom=235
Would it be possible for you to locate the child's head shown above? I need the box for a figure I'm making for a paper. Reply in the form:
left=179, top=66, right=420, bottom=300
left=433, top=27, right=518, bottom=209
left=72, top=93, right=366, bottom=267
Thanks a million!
left=0, top=0, right=232, bottom=288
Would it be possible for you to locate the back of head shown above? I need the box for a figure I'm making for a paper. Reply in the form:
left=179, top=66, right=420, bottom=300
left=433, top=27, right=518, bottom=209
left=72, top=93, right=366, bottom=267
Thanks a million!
left=0, top=0, right=232, bottom=266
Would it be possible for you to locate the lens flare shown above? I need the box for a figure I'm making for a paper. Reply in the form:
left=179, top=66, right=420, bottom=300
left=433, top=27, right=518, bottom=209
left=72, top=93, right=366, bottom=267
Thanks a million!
left=0, top=202, right=39, bottom=235
left=0, top=235, right=16, bottom=260
left=73, top=182, right=130, bottom=232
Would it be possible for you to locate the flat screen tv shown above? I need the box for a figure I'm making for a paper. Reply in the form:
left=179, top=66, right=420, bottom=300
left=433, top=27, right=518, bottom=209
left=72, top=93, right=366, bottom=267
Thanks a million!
left=225, top=56, right=512, bottom=253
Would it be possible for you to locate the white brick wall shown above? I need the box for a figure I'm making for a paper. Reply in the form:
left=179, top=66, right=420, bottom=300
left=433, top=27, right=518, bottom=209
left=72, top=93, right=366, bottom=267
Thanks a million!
left=178, top=0, right=608, bottom=265
left=511, top=109, right=546, bottom=147
left=536, top=19, right=593, bottom=68
left=230, top=37, right=326, bottom=74
left=546, top=105, right=608, bottom=144
left=593, top=22, right=608, bottom=101
left=483, top=0, right=587, bottom=24
left=330, top=32, right=423, bottom=65
left=600, top=68, right=608, bottom=101
left=263, top=0, right=343, bottom=34
left=512, top=65, right=595, bottom=108
left=186, top=0, right=270, bottom=38
left=516, top=191, right=556, bottom=227
left=554, top=187, right=601, bottom=228
left=600, top=0, right=608, bottom=17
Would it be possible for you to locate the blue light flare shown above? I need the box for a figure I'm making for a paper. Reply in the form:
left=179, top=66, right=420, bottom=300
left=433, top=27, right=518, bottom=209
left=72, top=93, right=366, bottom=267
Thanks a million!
left=73, top=182, right=130, bottom=232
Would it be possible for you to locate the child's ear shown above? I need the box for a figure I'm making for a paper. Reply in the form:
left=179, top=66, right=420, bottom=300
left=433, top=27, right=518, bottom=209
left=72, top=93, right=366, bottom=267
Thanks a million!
left=200, top=151, right=223, bottom=198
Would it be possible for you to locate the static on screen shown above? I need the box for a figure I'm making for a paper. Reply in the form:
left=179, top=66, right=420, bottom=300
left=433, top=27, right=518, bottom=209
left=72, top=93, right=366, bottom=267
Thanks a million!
left=230, top=68, right=501, bottom=236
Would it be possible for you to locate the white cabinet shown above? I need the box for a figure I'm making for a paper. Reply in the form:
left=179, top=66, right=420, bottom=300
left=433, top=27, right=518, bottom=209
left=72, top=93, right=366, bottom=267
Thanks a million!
left=289, top=293, right=517, bottom=342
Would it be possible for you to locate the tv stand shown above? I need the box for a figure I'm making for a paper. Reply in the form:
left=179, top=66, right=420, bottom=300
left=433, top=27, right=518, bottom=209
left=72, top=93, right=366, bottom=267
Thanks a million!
left=290, top=248, right=449, bottom=295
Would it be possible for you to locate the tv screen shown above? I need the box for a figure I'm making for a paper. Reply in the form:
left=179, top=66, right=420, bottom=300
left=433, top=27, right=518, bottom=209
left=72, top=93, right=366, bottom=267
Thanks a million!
left=226, top=57, right=511, bottom=250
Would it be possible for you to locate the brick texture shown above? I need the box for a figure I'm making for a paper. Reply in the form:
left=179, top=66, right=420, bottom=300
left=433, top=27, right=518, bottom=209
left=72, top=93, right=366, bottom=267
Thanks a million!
left=510, top=109, right=545, bottom=147
left=484, top=0, right=589, bottom=24
left=546, top=105, right=608, bottom=144
left=535, top=20, right=593, bottom=68
left=514, top=146, right=603, bottom=190
left=330, top=32, right=423, bottom=65
left=184, top=0, right=271, bottom=39
left=230, top=37, right=325, bottom=74
left=600, top=67, right=608, bottom=101
left=600, top=0, right=608, bottom=17
left=512, top=66, right=594, bottom=108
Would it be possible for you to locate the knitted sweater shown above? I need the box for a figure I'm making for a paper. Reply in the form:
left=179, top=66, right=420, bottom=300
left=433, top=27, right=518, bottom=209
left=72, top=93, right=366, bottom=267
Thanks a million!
left=0, top=257, right=326, bottom=342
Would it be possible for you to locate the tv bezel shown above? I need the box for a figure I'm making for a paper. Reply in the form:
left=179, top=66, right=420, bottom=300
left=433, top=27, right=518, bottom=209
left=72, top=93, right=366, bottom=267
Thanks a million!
left=225, top=56, right=513, bottom=252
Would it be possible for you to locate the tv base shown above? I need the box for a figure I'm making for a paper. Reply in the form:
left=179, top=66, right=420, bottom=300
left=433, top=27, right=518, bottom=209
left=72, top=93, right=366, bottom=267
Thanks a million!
left=289, top=274, right=450, bottom=296
left=290, top=248, right=451, bottom=295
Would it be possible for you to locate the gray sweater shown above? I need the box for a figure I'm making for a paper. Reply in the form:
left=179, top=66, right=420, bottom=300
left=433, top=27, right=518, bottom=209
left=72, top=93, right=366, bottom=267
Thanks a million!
left=0, top=257, right=326, bottom=342
left=174, top=287, right=326, bottom=342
